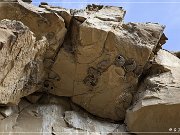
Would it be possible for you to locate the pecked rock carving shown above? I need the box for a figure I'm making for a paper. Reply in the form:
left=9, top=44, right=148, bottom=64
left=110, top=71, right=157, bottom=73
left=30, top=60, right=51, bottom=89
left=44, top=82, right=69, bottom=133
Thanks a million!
left=114, top=54, right=126, bottom=67
left=124, top=58, right=137, bottom=72
left=97, top=60, right=111, bottom=72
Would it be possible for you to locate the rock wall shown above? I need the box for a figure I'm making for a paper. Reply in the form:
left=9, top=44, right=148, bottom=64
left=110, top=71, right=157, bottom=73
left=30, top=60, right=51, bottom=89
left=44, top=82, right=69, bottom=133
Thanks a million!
left=39, top=3, right=166, bottom=121
left=0, top=0, right=179, bottom=134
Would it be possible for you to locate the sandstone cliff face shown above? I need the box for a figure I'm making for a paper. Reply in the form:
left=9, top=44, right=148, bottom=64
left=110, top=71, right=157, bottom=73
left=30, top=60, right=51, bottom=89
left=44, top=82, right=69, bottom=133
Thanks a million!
left=0, top=0, right=179, bottom=135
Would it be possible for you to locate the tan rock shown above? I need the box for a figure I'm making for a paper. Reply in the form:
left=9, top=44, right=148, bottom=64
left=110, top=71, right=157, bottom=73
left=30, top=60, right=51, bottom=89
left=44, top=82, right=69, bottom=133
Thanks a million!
left=0, top=98, right=72, bottom=134
left=0, top=1, right=67, bottom=104
left=44, top=4, right=166, bottom=120
left=71, top=22, right=165, bottom=120
left=0, top=1, right=174, bottom=127
left=0, top=0, right=67, bottom=60
left=49, top=48, right=76, bottom=97
left=125, top=50, right=180, bottom=135
left=31, top=3, right=168, bottom=121
left=39, top=4, right=72, bottom=28
left=0, top=104, right=70, bottom=134
left=0, top=19, right=47, bottom=105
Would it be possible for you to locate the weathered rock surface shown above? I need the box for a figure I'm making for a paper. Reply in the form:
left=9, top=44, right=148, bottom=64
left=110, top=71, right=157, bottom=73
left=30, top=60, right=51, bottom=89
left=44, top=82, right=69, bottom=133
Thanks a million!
left=125, top=49, right=180, bottom=134
left=64, top=111, right=119, bottom=134
left=0, top=95, right=127, bottom=135
left=39, top=3, right=166, bottom=121
left=0, top=97, right=75, bottom=135
left=0, top=0, right=67, bottom=60
left=71, top=22, right=165, bottom=120
left=0, top=19, right=47, bottom=105
left=0, top=0, right=67, bottom=104
left=0, top=1, right=179, bottom=134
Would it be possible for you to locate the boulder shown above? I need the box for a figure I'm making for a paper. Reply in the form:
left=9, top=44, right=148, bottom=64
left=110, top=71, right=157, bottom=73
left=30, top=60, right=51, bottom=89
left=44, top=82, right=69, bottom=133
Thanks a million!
left=0, top=0, right=67, bottom=105
left=0, top=19, right=47, bottom=105
left=125, top=49, right=180, bottom=134
left=0, top=0, right=67, bottom=61
left=39, top=4, right=167, bottom=120
left=56, top=23, right=165, bottom=120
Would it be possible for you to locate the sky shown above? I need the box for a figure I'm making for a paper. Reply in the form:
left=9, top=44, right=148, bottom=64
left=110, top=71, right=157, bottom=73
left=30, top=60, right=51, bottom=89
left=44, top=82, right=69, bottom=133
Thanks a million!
left=32, top=0, right=180, bottom=51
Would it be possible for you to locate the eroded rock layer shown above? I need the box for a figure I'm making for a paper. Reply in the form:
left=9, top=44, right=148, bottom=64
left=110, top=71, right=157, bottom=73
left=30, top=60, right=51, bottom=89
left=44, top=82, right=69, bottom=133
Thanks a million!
left=1, top=0, right=179, bottom=134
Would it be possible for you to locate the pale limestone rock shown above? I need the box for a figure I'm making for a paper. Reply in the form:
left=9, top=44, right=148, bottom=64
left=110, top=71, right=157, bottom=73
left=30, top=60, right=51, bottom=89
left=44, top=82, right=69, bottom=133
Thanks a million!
left=72, top=4, right=125, bottom=23
left=125, top=50, right=180, bottom=135
left=0, top=105, right=71, bottom=134
left=0, top=96, right=128, bottom=135
left=64, top=111, right=119, bottom=134
left=111, top=124, right=131, bottom=135
left=0, top=98, right=73, bottom=134
left=0, top=19, right=47, bottom=105
left=0, top=1, right=168, bottom=122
